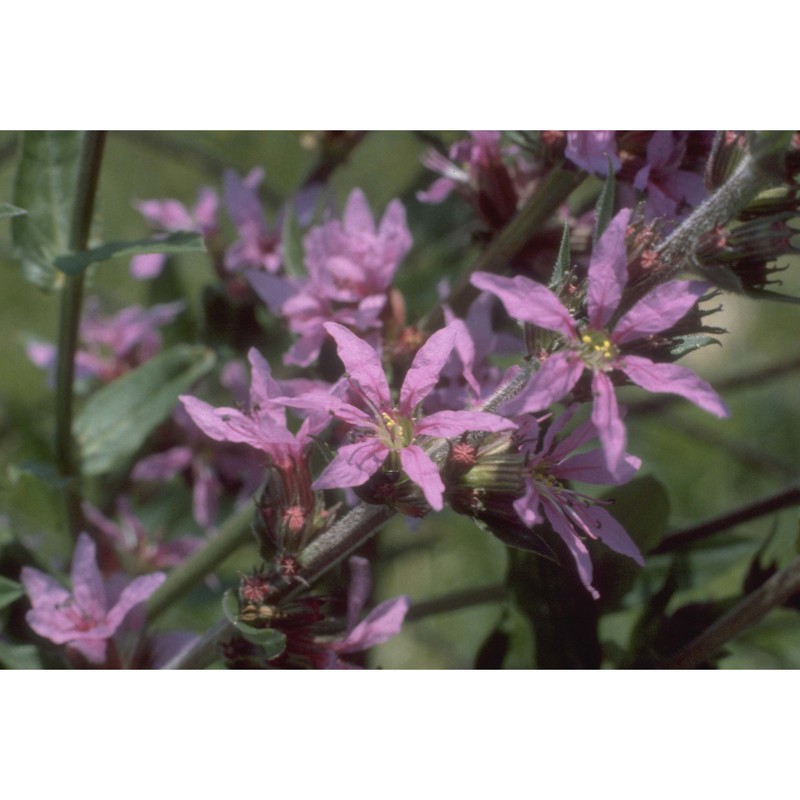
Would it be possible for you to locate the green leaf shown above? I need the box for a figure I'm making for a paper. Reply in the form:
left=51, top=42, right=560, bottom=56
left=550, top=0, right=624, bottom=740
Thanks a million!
left=0, top=203, right=26, bottom=219
left=0, top=642, right=42, bottom=670
left=550, top=221, right=571, bottom=287
left=221, top=590, right=287, bottom=658
left=670, top=334, right=722, bottom=358
left=74, top=345, right=216, bottom=476
left=54, top=231, right=206, bottom=276
left=692, top=261, right=745, bottom=293
left=592, top=156, right=616, bottom=246
left=280, top=205, right=306, bottom=278
left=11, top=131, right=84, bottom=291
left=0, top=576, right=24, bottom=609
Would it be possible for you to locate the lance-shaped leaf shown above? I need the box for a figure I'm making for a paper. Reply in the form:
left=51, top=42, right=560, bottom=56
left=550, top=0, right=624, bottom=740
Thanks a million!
left=54, top=231, right=206, bottom=276
left=0, top=576, right=24, bottom=610
left=550, top=220, right=571, bottom=287
left=74, top=345, right=216, bottom=475
left=592, top=157, right=617, bottom=247
left=11, top=131, right=83, bottom=291
left=0, top=203, right=26, bottom=219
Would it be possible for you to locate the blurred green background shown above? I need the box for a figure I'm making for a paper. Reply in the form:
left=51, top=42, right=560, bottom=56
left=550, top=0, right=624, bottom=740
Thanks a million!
left=1, top=131, right=799, bottom=669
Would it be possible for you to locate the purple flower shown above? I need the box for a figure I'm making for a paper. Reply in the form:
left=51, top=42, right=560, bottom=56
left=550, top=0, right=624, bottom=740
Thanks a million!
left=21, top=533, right=165, bottom=664
left=513, top=410, right=643, bottom=598
left=26, top=298, right=185, bottom=386
left=180, top=348, right=325, bottom=466
left=131, top=403, right=263, bottom=530
left=131, top=187, right=219, bottom=279
left=322, top=556, right=410, bottom=668
left=248, top=188, right=412, bottom=366
left=284, top=322, right=516, bottom=511
left=632, top=131, right=708, bottom=224
left=81, top=499, right=204, bottom=572
left=223, top=168, right=282, bottom=274
left=565, top=131, right=621, bottom=175
left=417, top=132, right=520, bottom=228
left=472, top=208, right=729, bottom=478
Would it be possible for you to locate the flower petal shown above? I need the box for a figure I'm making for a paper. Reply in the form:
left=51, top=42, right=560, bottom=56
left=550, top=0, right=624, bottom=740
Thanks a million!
left=587, top=208, right=631, bottom=329
left=502, top=352, right=583, bottom=415
left=20, top=567, right=70, bottom=610
left=70, top=533, right=107, bottom=620
left=416, top=409, right=516, bottom=437
left=591, top=371, right=628, bottom=479
left=541, top=499, right=599, bottom=599
left=471, top=272, right=577, bottom=338
left=335, top=595, right=411, bottom=653
left=620, top=355, right=730, bottom=417
left=582, top=505, right=645, bottom=565
left=557, top=449, right=641, bottom=485
left=104, top=572, right=166, bottom=632
left=399, top=324, right=457, bottom=413
left=400, top=444, right=446, bottom=511
left=312, top=439, right=388, bottom=491
left=323, top=322, right=391, bottom=410
left=612, top=280, right=709, bottom=344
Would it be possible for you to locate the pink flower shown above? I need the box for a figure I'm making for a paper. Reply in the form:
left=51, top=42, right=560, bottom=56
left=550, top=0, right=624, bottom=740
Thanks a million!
left=131, top=187, right=219, bottom=279
left=21, top=533, right=165, bottom=664
left=472, top=208, right=729, bottom=478
left=322, top=556, right=410, bottom=668
left=81, top=499, right=204, bottom=572
left=283, top=322, right=516, bottom=511
left=632, top=131, right=708, bottom=224
left=26, top=298, right=185, bottom=386
left=513, top=410, right=643, bottom=598
left=565, top=131, right=621, bottom=175
left=223, top=168, right=282, bottom=274
left=247, top=188, right=412, bottom=366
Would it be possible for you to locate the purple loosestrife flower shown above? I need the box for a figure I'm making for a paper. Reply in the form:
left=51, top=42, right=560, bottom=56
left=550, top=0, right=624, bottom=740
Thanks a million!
left=20, top=533, right=165, bottom=664
left=472, top=208, right=729, bottom=478
left=26, top=298, right=185, bottom=386
left=322, top=556, right=410, bottom=669
left=223, top=168, right=283, bottom=274
left=564, top=131, right=621, bottom=175
left=287, top=322, right=516, bottom=511
left=248, top=188, right=412, bottom=366
left=631, top=131, right=708, bottom=224
left=81, top=499, right=204, bottom=572
left=131, top=187, right=219, bottom=279
left=132, top=404, right=263, bottom=530
left=513, top=410, right=643, bottom=598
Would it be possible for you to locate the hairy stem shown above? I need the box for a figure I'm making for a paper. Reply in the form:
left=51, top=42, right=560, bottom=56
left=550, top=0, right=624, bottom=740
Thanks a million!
left=651, top=483, right=800, bottom=555
left=55, top=131, right=106, bottom=538
left=649, top=145, right=784, bottom=286
left=661, top=556, right=800, bottom=668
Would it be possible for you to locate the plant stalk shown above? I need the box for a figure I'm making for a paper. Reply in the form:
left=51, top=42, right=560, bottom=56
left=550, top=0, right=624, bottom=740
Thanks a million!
left=54, top=131, right=106, bottom=538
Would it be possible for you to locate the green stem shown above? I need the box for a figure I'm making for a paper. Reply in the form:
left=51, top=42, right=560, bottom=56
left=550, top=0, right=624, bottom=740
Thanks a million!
left=661, top=555, right=800, bottom=669
left=54, top=131, right=106, bottom=538
left=146, top=501, right=255, bottom=622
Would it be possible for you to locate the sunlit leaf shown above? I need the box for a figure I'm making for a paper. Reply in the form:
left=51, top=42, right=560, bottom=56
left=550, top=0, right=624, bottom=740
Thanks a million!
left=54, top=231, right=205, bottom=276
left=11, top=131, right=83, bottom=291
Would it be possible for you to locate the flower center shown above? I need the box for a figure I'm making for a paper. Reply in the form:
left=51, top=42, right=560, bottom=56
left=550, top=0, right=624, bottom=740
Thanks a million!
left=577, top=328, right=617, bottom=370
left=378, top=410, right=414, bottom=450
